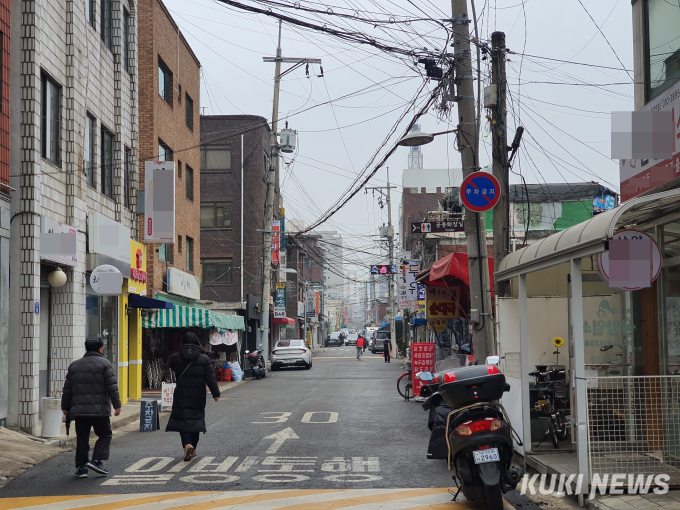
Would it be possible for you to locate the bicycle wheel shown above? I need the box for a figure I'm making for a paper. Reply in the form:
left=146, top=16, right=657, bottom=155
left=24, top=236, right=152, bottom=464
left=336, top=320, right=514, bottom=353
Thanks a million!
left=397, top=372, right=413, bottom=400
left=548, top=417, right=559, bottom=449
left=555, top=412, right=568, bottom=441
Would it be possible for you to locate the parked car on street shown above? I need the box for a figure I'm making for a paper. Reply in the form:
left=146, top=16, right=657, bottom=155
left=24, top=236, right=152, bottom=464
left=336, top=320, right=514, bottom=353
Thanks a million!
left=325, top=332, right=343, bottom=347
left=271, top=339, right=312, bottom=370
left=345, top=333, right=359, bottom=346
left=372, top=331, right=390, bottom=353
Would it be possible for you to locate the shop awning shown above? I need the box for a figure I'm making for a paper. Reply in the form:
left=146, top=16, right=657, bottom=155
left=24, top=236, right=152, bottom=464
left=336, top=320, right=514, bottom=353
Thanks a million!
left=495, top=187, right=680, bottom=281
left=128, top=294, right=174, bottom=309
left=142, top=306, right=245, bottom=330
left=273, top=317, right=295, bottom=326
left=417, top=252, right=495, bottom=292
left=412, top=318, right=428, bottom=326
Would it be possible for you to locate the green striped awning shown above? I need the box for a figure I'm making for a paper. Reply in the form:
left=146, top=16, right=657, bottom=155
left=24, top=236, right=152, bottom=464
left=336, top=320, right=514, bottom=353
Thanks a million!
left=142, top=305, right=212, bottom=329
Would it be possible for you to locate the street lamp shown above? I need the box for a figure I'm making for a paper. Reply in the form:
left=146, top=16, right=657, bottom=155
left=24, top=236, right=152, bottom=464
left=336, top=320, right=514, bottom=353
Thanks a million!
left=396, top=128, right=457, bottom=147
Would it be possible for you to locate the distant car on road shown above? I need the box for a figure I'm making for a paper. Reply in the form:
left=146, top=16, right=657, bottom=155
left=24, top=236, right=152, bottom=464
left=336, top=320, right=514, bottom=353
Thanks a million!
left=345, top=333, right=359, bottom=346
left=271, top=339, right=312, bottom=370
left=371, top=331, right=390, bottom=353
left=325, top=332, right=343, bottom=347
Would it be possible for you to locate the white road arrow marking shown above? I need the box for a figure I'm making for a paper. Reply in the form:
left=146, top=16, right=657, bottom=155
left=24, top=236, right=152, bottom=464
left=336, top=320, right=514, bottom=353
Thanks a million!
left=264, top=427, right=299, bottom=454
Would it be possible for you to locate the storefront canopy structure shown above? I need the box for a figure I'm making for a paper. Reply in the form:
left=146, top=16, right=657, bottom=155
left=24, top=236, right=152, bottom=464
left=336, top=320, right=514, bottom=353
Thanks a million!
left=494, top=188, right=680, bottom=504
left=142, top=305, right=245, bottom=330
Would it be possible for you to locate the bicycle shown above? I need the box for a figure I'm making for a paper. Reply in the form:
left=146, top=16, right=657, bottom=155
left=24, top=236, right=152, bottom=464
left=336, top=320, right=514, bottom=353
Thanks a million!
left=529, top=368, right=569, bottom=449
left=397, top=361, right=413, bottom=400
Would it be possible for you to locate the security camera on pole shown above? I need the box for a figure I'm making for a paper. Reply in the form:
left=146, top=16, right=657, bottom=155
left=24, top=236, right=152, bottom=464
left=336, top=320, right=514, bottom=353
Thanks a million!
left=259, top=20, right=321, bottom=367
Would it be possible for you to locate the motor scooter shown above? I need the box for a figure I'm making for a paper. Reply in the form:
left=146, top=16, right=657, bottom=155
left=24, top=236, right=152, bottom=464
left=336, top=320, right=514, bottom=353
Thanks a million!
left=418, top=365, right=523, bottom=510
left=245, top=349, right=266, bottom=379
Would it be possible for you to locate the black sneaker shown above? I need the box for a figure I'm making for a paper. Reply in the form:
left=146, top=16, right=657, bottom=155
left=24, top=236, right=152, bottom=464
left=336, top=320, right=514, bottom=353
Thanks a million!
left=87, top=460, right=108, bottom=475
left=74, top=465, right=88, bottom=478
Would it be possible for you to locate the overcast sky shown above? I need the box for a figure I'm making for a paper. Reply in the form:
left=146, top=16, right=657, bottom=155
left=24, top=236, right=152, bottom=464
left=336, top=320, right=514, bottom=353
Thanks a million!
left=165, top=0, right=633, bottom=284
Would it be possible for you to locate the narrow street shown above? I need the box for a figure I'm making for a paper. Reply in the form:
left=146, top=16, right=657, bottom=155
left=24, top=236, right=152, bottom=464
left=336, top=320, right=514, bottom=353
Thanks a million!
left=0, top=348, right=554, bottom=509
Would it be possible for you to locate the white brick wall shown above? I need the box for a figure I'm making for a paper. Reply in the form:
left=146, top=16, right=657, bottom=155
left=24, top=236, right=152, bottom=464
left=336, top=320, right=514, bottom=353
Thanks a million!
left=9, top=0, right=139, bottom=430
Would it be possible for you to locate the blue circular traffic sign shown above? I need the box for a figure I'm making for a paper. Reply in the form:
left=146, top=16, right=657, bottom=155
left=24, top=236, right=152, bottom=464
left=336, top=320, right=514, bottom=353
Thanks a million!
left=460, top=172, right=501, bottom=212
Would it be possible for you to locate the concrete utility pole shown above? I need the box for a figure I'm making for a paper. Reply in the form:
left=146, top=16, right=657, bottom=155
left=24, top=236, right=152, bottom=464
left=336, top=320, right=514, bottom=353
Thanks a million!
left=490, top=31, right=511, bottom=298
left=450, top=0, right=495, bottom=359
left=260, top=20, right=321, bottom=365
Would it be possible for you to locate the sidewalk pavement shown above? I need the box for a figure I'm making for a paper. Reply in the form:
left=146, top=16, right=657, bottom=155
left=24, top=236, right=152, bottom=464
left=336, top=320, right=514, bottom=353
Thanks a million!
left=587, top=492, right=680, bottom=510
left=0, top=378, right=245, bottom=488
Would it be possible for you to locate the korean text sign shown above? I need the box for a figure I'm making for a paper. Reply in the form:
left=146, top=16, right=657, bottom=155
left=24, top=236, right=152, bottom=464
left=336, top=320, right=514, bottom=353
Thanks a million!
left=411, top=343, right=436, bottom=397
left=144, top=161, right=175, bottom=243
left=426, top=286, right=459, bottom=319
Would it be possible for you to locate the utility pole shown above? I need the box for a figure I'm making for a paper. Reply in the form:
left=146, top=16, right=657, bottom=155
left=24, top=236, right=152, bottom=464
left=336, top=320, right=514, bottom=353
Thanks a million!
left=367, top=170, right=397, bottom=355
left=450, top=0, right=495, bottom=359
left=490, top=31, right=511, bottom=298
left=260, top=20, right=321, bottom=365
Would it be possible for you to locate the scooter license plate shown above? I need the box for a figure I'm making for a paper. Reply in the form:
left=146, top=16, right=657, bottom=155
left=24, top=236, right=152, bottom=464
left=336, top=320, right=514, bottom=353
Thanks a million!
left=473, top=448, right=500, bottom=464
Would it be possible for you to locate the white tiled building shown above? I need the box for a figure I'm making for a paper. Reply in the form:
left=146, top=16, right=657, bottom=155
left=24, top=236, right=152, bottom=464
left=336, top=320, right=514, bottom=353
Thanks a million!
left=8, top=0, right=138, bottom=433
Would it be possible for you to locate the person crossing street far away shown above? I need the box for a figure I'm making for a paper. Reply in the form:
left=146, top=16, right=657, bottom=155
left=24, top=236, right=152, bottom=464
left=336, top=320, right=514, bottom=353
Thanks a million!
left=61, top=338, right=122, bottom=478
left=166, top=332, right=221, bottom=461
left=384, top=337, right=393, bottom=363
left=356, top=336, right=365, bottom=359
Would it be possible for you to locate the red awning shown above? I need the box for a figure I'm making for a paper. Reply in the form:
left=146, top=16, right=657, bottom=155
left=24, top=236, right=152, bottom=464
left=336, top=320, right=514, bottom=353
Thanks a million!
left=422, top=252, right=495, bottom=293
left=273, top=317, right=295, bottom=326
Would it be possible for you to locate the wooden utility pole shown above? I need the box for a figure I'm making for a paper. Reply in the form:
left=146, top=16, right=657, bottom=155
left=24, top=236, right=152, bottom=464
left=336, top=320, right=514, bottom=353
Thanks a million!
left=450, top=0, right=495, bottom=359
left=491, top=31, right=511, bottom=298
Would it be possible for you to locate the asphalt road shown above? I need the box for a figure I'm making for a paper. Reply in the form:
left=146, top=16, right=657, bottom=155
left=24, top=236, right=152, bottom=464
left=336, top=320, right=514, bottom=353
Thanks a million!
left=0, top=345, right=548, bottom=508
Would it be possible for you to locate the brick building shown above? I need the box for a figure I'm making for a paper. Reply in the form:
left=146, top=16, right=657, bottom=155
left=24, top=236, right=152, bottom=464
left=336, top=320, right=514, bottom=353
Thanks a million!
left=138, top=0, right=201, bottom=296
left=400, top=187, right=445, bottom=253
left=9, top=0, right=139, bottom=432
left=199, top=115, right=272, bottom=304
left=0, top=0, right=10, bottom=427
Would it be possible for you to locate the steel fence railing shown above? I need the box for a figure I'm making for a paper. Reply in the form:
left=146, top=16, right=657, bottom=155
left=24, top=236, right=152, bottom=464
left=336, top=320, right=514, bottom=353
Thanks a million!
left=586, top=376, right=680, bottom=486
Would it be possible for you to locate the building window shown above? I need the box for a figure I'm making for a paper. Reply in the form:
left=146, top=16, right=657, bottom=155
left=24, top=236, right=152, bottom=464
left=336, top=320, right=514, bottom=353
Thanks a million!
left=202, top=258, right=233, bottom=285
left=158, top=243, right=173, bottom=264
left=185, top=93, right=194, bottom=131
left=123, top=8, right=130, bottom=72
left=158, top=57, right=172, bottom=105
left=88, top=0, right=95, bottom=28
left=178, top=235, right=182, bottom=254
left=201, top=202, right=232, bottom=228
left=101, top=0, right=112, bottom=50
left=646, top=0, right=680, bottom=100
left=177, top=160, right=182, bottom=178
left=85, top=114, right=95, bottom=186
left=185, top=164, right=194, bottom=201
left=201, top=146, right=231, bottom=172
left=41, top=73, right=61, bottom=165
left=100, top=126, right=113, bottom=197
left=178, top=84, right=182, bottom=103
left=124, top=145, right=131, bottom=209
left=158, top=139, right=172, bottom=162
left=186, top=236, right=194, bottom=271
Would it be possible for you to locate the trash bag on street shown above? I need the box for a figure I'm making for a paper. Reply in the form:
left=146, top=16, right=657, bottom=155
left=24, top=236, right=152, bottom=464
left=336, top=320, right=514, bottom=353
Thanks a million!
left=230, top=364, right=243, bottom=382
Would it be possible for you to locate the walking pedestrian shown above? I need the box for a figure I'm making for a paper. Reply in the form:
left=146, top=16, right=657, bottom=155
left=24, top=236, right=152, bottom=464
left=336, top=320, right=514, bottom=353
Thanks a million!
left=356, top=336, right=364, bottom=359
left=166, top=332, right=221, bottom=461
left=61, top=338, right=122, bottom=478
left=383, top=337, right=393, bottom=363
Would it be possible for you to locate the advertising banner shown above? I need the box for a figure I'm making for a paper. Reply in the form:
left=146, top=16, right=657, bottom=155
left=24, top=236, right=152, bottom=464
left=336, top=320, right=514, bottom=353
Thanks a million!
left=144, top=161, right=175, bottom=243
left=426, top=286, right=459, bottom=319
left=272, top=221, right=280, bottom=265
left=397, top=270, right=408, bottom=309
left=411, top=343, right=436, bottom=397
left=274, top=282, right=286, bottom=318
left=315, top=290, right=321, bottom=314
left=306, top=290, right=316, bottom=317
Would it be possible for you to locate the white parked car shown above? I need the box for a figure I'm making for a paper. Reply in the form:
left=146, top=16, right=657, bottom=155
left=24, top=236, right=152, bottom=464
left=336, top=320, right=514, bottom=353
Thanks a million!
left=271, top=339, right=312, bottom=370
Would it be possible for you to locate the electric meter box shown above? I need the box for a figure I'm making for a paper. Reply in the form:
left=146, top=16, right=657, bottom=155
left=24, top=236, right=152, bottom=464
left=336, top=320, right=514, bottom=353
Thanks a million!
left=483, top=84, right=497, bottom=108
left=279, top=128, right=297, bottom=153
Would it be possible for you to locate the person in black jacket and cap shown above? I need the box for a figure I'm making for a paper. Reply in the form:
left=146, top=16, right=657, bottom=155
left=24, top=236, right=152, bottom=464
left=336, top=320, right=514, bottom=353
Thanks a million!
left=62, top=337, right=122, bottom=478
left=166, top=332, right=221, bottom=461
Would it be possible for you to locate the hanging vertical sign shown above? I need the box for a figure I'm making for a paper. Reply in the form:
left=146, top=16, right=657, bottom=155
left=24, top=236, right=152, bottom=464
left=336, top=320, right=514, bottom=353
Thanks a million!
left=315, top=291, right=320, bottom=314
left=406, top=259, right=421, bottom=302
left=272, top=220, right=280, bottom=265
left=274, top=282, right=287, bottom=318
left=279, top=208, right=286, bottom=252
left=144, top=161, right=175, bottom=243
left=306, top=290, right=316, bottom=317
left=398, top=269, right=408, bottom=309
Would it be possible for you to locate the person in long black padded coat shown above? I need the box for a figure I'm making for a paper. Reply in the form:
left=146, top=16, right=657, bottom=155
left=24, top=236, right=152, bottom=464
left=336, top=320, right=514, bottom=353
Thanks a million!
left=166, top=332, right=221, bottom=461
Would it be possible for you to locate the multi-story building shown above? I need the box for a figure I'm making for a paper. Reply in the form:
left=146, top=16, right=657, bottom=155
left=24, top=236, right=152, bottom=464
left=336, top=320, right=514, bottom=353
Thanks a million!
left=0, top=0, right=10, bottom=427
left=9, top=0, right=139, bottom=432
left=199, top=115, right=271, bottom=304
left=285, top=234, right=324, bottom=341
left=315, top=230, right=344, bottom=304
left=138, top=0, right=201, bottom=299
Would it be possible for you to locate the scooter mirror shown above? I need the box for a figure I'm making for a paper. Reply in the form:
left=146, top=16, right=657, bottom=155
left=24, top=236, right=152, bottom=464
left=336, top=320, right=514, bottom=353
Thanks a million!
left=416, top=371, right=434, bottom=381
left=245, top=350, right=250, bottom=354
left=485, top=355, right=500, bottom=366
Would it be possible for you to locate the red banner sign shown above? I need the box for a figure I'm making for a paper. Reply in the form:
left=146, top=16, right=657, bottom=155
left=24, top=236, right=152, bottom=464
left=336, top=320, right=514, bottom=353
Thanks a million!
left=411, top=343, right=436, bottom=397
left=272, top=221, right=280, bottom=265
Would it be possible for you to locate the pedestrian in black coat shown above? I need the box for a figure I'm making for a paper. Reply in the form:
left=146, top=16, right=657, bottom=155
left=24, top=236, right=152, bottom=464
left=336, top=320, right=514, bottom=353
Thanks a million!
left=62, top=338, right=122, bottom=478
left=165, top=332, right=221, bottom=461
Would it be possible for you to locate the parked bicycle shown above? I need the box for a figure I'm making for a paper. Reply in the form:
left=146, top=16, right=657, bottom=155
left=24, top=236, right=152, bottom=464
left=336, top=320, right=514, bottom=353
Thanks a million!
left=529, top=367, right=569, bottom=448
left=397, top=361, right=414, bottom=400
